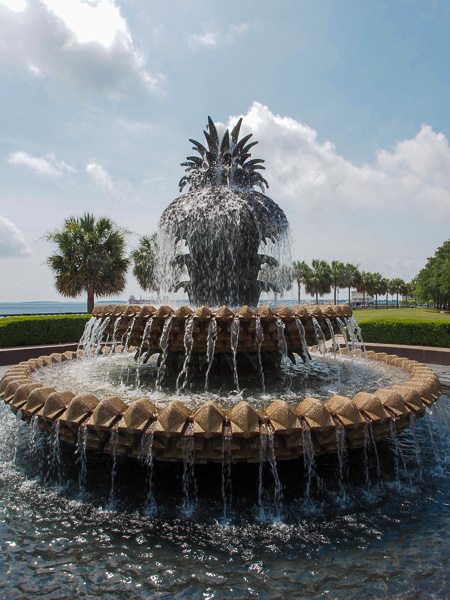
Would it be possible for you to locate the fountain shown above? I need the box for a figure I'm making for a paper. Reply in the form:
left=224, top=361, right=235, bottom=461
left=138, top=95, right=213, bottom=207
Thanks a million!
left=0, top=117, right=448, bottom=599
left=0, top=117, right=443, bottom=469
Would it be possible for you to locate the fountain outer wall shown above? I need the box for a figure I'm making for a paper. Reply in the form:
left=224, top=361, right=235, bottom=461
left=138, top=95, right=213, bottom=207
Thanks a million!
left=95, top=303, right=350, bottom=356
left=0, top=345, right=442, bottom=464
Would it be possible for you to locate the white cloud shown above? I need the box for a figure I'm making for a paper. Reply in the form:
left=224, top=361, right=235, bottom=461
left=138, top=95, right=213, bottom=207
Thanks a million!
left=0, top=0, right=162, bottom=97
left=225, top=102, right=450, bottom=280
left=187, top=21, right=252, bottom=49
left=0, top=0, right=26, bottom=11
left=86, top=161, right=122, bottom=201
left=7, top=151, right=76, bottom=178
left=0, top=216, right=32, bottom=257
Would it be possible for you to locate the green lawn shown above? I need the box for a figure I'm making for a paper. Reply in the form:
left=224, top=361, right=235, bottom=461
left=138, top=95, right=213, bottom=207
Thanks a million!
left=352, top=307, right=450, bottom=322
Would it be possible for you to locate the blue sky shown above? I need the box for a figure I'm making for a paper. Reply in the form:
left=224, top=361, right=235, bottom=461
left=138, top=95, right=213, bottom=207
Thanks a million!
left=1, top=0, right=449, bottom=303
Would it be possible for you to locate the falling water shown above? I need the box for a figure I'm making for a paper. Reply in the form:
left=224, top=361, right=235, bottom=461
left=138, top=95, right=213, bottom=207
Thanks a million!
left=204, top=317, right=217, bottom=392
left=47, top=421, right=63, bottom=486
left=75, top=426, right=88, bottom=493
left=139, top=431, right=156, bottom=512
left=295, top=317, right=310, bottom=368
left=345, top=317, right=362, bottom=359
left=275, top=317, right=290, bottom=390
left=409, top=415, right=423, bottom=477
left=349, top=317, right=367, bottom=357
left=301, top=428, right=321, bottom=498
left=176, top=315, right=195, bottom=393
left=335, top=427, right=348, bottom=501
left=28, top=414, right=42, bottom=461
left=181, top=429, right=197, bottom=518
left=336, top=317, right=352, bottom=359
left=77, top=316, right=97, bottom=353
left=108, top=430, right=119, bottom=506
left=122, top=317, right=136, bottom=353
left=311, top=317, right=327, bottom=359
left=230, top=315, right=240, bottom=392
left=368, top=422, right=382, bottom=480
left=136, top=317, right=153, bottom=387
left=325, top=318, right=337, bottom=361
left=155, top=315, right=173, bottom=391
left=111, top=317, right=122, bottom=353
left=363, top=424, right=371, bottom=488
left=221, top=434, right=233, bottom=519
left=389, top=420, right=409, bottom=483
left=258, top=424, right=283, bottom=520
left=255, top=315, right=266, bottom=392
left=424, top=411, right=443, bottom=472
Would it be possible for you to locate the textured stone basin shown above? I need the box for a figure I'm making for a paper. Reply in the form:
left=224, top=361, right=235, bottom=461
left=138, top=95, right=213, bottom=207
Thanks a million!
left=0, top=350, right=441, bottom=464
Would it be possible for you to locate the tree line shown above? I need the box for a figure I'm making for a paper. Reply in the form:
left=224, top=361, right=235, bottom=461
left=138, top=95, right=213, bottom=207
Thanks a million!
left=291, top=260, right=412, bottom=308
left=46, top=213, right=449, bottom=312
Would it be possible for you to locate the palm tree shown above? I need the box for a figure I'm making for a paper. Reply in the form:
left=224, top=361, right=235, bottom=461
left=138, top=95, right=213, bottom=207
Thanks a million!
left=389, top=277, right=405, bottom=309
left=292, top=260, right=308, bottom=304
left=131, top=234, right=159, bottom=299
left=330, top=260, right=344, bottom=304
left=371, top=272, right=384, bottom=309
left=47, top=213, right=129, bottom=313
left=303, top=259, right=332, bottom=304
left=356, top=271, right=374, bottom=308
left=338, top=263, right=361, bottom=305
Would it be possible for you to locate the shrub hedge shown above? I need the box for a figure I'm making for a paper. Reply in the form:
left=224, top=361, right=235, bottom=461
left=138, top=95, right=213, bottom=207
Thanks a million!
left=358, top=319, right=450, bottom=348
left=0, top=315, right=91, bottom=348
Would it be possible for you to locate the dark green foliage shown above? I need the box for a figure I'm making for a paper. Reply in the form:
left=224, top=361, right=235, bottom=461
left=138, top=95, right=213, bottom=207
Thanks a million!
left=358, top=318, right=450, bottom=348
left=416, top=239, right=450, bottom=310
left=0, top=315, right=91, bottom=348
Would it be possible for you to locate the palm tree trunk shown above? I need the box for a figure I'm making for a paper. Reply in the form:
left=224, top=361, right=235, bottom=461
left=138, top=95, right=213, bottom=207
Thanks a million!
left=87, top=291, right=95, bottom=314
left=333, top=285, right=337, bottom=304
left=396, top=292, right=399, bottom=309
left=315, top=289, right=318, bottom=304
left=348, top=286, right=351, bottom=305
left=297, top=281, right=301, bottom=304
left=375, top=294, right=378, bottom=309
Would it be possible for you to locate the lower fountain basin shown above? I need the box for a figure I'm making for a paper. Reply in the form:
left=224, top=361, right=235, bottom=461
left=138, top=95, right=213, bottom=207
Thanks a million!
left=0, top=349, right=441, bottom=464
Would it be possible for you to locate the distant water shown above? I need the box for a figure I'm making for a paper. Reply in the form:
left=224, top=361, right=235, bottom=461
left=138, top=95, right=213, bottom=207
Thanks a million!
left=0, top=301, right=126, bottom=316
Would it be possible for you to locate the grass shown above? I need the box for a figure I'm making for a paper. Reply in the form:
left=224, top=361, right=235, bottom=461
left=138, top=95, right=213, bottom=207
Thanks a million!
left=352, top=307, right=450, bottom=322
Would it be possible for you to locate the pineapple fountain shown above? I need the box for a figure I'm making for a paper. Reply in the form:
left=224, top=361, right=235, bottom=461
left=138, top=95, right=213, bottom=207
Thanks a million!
left=0, top=118, right=442, bottom=470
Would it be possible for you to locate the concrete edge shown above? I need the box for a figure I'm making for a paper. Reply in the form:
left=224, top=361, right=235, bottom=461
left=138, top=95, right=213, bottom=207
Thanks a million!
left=0, top=343, right=78, bottom=366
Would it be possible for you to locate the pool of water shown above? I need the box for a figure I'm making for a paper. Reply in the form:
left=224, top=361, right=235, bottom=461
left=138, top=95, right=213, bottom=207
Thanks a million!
left=0, top=395, right=448, bottom=599
left=32, top=353, right=410, bottom=411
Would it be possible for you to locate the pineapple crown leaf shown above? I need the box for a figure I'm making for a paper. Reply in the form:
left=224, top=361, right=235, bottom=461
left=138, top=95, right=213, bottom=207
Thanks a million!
left=179, top=116, right=268, bottom=192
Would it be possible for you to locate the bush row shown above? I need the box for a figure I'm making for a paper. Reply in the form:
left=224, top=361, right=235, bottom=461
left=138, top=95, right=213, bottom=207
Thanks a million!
left=0, top=315, right=91, bottom=348
left=357, top=319, right=450, bottom=348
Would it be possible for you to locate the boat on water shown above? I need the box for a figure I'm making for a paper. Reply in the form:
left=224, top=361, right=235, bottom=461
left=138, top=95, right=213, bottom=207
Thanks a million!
left=128, top=295, right=157, bottom=305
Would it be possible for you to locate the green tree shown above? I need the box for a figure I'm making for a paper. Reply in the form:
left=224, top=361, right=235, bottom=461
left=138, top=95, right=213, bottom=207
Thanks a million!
left=303, top=259, right=332, bottom=304
left=131, top=234, right=159, bottom=298
left=330, top=260, right=345, bottom=304
left=356, top=271, right=374, bottom=308
left=416, top=240, right=450, bottom=310
left=371, top=272, right=384, bottom=309
left=389, top=277, right=405, bottom=309
left=338, top=263, right=361, bottom=305
left=292, top=260, right=308, bottom=304
left=47, top=213, right=129, bottom=314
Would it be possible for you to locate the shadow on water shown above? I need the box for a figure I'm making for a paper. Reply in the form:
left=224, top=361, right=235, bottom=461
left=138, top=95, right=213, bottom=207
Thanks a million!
left=1, top=396, right=449, bottom=600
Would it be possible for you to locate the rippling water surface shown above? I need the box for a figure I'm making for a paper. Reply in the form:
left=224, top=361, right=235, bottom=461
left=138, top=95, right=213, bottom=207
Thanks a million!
left=0, top=395, right=449, bottom=599
left=32, top=353, right=410, bottom=411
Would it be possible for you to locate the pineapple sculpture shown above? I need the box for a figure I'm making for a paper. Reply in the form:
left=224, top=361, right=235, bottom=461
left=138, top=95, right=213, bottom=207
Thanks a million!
left=159, top=117, right=289, bottom=307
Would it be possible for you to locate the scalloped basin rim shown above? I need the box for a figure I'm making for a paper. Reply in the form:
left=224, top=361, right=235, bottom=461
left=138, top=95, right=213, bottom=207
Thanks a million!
left=0, top=350, right=441, bottom=463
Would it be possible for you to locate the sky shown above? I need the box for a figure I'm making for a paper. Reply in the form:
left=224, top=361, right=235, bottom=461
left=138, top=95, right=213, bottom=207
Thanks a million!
left=1, top=0, right=449, bottom=304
